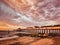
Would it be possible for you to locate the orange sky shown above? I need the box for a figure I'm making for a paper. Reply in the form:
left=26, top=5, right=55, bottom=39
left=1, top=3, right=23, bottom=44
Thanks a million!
left=0, top=0, right=60, bottom=30
left=0, top=21, right=25, bottom=30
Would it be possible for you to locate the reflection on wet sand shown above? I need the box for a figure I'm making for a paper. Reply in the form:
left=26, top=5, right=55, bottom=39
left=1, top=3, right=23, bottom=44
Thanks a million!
left=0, top=36, right=60, bottom=45
left=53, top=37, right=60, bottom=45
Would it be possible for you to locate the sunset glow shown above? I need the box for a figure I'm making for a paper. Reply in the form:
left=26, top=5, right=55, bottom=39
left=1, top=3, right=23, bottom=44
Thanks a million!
left=0, top=0, right=60, bottom=30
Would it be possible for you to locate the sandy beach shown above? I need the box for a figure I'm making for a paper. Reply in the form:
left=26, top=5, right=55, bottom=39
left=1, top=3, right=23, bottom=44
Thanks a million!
left=0, top=36, right=60, bottom=45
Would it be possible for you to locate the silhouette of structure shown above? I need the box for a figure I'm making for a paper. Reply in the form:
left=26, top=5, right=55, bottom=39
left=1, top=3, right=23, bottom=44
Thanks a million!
left=15, top=25, right=60, bottom=37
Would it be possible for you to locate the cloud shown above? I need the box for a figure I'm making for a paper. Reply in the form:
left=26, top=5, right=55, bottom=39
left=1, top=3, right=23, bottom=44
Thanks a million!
left=0, top=0, right=60, bottom=28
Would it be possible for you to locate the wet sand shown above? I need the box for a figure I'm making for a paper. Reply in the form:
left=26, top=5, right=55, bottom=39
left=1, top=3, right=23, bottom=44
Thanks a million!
left=53, top=37, right=60, bottom=45
left=0, top=36, right=60, bottom=45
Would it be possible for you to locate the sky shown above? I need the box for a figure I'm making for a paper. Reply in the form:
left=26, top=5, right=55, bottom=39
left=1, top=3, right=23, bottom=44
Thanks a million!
left=0, top=0, right=60, bottom=30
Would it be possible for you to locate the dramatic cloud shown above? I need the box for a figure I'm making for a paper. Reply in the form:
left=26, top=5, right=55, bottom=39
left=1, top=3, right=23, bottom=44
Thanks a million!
left=0, top=0, right=60, bottom=29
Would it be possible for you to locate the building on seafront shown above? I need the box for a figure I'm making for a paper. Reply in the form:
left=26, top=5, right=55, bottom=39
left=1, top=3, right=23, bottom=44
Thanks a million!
left=1, top=25, right=60, bottom=38
left=16, top=25, right=60, bottom=34
left=15, top=25, right=60, bottom=37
